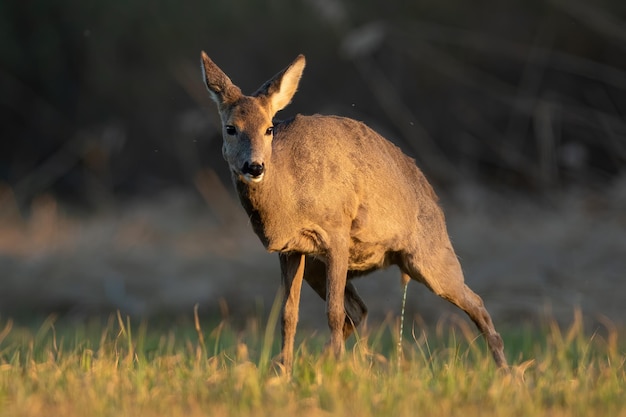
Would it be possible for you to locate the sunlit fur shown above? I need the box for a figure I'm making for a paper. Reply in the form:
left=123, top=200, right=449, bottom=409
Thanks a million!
left=200, top=51, right=507, bottom=375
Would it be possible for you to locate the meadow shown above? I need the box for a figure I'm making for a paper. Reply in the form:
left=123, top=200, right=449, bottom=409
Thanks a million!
left=0, top=308, right=623, bottom=417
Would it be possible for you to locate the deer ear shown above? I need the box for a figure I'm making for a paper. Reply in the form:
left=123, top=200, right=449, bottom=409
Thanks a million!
left=200, top=51, right=242, bottom=107
left=254, top=54, right=306, bottom=114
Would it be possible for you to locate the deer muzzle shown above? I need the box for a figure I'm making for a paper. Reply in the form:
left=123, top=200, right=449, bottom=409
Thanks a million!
left=241, top=161, right=265, bottom=183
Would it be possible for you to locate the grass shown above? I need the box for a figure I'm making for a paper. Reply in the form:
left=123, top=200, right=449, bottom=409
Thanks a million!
left=0, top=310, right=624, bottom=417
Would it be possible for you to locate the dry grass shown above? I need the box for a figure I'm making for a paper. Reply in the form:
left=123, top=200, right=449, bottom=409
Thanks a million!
left=0, top=310, right=624, bottom=417
left=1, top=177, right=625, bottom=416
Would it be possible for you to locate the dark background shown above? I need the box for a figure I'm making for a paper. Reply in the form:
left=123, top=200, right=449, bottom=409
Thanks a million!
left=2, top=0, right=625, bottom=207
left=0, top=0, right=625, bottom=327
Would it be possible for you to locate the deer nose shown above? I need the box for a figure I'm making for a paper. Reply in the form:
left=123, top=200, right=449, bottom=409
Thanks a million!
left=242, top=161, right=265, bottom=178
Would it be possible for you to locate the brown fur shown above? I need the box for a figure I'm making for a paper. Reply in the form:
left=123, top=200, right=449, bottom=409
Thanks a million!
left=200, top=52, right=507, bottom=374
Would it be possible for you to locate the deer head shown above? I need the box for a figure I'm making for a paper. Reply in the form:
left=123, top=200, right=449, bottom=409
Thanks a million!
left=201, top=52, right=306, bottom=184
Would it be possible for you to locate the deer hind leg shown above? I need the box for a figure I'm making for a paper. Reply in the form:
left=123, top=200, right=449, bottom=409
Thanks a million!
left=402, top=247, right=508, bottom=368
left=304, top=256, right=368, bottom=340
left=279, top=253, right=306, bottom=375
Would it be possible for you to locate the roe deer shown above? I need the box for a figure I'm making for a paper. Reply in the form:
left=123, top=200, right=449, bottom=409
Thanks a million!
left=200, top=52, right=507, bottom=374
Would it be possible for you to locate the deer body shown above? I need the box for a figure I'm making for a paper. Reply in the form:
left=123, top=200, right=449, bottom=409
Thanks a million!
left=200, top=52, right=507, bottom=374
left=239, top=114, right=429, bottom=263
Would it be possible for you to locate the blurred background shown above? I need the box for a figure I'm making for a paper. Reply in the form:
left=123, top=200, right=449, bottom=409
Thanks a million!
left=1, top=0, right=625, bottom=331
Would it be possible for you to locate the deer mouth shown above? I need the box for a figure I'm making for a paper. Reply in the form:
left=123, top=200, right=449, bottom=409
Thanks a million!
left=243, top=172, right=264, bottom=183
left=234, top=169, right=265, bottom=184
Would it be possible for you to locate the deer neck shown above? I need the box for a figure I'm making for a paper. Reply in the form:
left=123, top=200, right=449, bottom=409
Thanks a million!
left=234, top=165, right=287, bottom=250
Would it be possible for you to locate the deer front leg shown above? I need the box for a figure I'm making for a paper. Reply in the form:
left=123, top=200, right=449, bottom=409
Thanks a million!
left=325, top=245, right=349, bottom=358
left=279, top=253, right=305, bottom=375
left=302, top=257, right=368, bottom=339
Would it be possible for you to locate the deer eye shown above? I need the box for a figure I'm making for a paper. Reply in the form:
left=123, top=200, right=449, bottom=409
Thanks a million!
left=225, top=125, right=237, bottom=136
left=265, top=126, right=274, bottom=136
